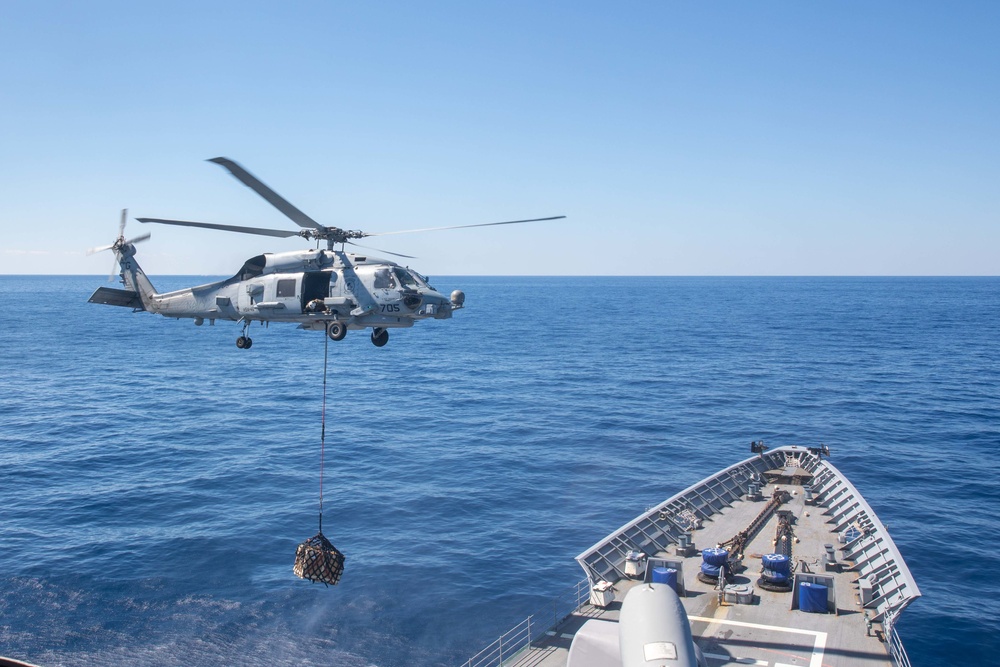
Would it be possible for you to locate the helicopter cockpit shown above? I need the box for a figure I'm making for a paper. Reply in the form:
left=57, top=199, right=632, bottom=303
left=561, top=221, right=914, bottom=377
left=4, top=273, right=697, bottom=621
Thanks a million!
left=397, top=267, right=436, bottom=290
left=394, top=267, right=418, bottom=288
left=372, top=266, right=435, bottom=292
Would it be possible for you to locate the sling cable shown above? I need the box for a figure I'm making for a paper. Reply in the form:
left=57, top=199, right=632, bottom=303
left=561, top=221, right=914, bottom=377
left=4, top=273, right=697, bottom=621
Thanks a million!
left=293, top=333, right=345, bottom=585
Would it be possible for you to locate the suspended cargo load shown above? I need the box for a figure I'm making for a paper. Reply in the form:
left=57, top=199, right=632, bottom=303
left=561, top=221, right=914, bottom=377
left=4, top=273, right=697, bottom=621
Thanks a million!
left=294, top=532, right=346, bottom=586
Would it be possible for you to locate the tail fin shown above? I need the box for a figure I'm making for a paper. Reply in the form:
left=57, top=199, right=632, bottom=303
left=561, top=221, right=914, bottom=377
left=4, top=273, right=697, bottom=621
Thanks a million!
left=115, top=242, right=160, bottom=312
left=88, top=209, right=158, bottom=311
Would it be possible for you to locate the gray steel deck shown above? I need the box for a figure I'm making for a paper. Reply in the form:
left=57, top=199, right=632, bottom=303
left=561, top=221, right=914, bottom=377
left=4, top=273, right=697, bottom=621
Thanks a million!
left=468, top=446, right=919, bottom=667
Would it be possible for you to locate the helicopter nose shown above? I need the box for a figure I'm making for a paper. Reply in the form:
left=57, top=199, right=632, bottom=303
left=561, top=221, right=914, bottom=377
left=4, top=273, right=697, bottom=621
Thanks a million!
left=417, top=290, right=456, bottom=319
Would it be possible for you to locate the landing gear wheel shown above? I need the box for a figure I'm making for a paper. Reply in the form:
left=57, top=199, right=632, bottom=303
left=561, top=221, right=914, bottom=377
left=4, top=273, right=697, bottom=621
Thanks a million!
left=237, top=319, right=253, bottom=349
left=371, top=327, right=389, bottom=347
left=327, top=321, right=347, bottom=341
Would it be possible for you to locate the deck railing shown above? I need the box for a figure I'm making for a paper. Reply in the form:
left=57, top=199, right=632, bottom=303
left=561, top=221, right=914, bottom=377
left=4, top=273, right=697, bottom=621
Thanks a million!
left=462, top=577, right=590, bottom=667
left=887, top=624, right=913, bottom=667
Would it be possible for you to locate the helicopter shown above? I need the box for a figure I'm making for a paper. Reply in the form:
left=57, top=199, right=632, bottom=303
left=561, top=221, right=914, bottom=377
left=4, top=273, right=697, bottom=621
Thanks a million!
left=89, top=157, right=564, bottom=348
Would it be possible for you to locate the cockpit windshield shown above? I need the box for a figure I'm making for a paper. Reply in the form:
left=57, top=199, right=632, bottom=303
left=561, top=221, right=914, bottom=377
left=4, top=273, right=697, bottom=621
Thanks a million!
left=393, top=267, right=421, bottom=289
left=407, top=268, right=436, bottom=290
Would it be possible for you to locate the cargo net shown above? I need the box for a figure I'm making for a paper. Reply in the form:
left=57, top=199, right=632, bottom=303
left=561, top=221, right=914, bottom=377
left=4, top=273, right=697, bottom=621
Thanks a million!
left=293, top=532, right=345, bottom=586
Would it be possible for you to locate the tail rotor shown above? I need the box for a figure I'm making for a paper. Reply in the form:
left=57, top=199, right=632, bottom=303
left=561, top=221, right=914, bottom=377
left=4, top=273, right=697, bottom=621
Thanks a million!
left=88, top=209, right=150, bottom=280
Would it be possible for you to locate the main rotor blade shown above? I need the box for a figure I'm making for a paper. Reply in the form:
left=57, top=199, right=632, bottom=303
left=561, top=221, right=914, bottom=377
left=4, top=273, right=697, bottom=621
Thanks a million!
left=346, top=240, right=417, bottom=259
left=136, top=217, right=301, bottom=239
left=366, top=215, right=566, bottom=237
left=208, top=157, right=324, bottom=231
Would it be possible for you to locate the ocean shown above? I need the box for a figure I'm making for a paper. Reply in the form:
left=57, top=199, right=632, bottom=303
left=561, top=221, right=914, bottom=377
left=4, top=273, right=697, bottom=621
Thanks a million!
left=1, top=275, right=998, bottom=666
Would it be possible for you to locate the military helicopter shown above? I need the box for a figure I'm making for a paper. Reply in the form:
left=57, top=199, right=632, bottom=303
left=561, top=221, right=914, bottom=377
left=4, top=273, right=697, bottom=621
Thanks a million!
left=89, top=157, right=564, bottom=348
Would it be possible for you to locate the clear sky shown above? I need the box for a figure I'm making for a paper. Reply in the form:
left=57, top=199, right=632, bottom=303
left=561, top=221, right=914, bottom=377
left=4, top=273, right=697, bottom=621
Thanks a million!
left=2, top=1, right=997, bottom=276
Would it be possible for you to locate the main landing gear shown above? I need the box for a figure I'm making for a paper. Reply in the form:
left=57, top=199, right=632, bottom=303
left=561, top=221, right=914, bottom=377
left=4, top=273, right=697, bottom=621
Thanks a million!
left=236, top=320, right=253, bottom=349
left=326, top=322, right=389, bottom=347
left=327, top=321, right=347, bottom=341
left=371, top=327, right=389, bottom=347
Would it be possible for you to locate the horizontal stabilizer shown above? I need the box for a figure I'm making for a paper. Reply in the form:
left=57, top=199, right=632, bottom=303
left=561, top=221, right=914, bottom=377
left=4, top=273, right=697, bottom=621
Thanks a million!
left=89, top=286, right=145, bottom=310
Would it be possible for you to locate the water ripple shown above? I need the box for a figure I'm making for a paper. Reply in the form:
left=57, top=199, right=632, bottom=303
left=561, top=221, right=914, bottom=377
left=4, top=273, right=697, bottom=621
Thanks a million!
left=1, top=276, right=998, bottom=666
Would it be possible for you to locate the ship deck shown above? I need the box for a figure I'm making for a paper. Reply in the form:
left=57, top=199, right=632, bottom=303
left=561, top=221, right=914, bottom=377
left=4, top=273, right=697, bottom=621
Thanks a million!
left=481, top=446, right=919, bottom=667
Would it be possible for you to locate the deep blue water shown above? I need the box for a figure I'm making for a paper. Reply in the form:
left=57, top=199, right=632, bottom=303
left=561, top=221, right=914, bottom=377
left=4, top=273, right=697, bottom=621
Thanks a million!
left=1, top=275, right=998, bottom=666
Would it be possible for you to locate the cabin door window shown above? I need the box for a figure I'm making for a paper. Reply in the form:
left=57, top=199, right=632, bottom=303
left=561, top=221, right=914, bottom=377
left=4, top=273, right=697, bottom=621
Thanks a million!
left=273, top=276, right=301, bottom=313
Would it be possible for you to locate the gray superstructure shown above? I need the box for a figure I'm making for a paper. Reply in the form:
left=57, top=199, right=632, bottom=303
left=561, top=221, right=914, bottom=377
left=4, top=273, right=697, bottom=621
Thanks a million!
left=465, top=445, right=920, bottom=667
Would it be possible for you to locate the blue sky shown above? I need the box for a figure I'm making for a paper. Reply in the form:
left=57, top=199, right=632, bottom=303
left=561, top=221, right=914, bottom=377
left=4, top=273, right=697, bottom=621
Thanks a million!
left=2, top=2, right=997, bottom=275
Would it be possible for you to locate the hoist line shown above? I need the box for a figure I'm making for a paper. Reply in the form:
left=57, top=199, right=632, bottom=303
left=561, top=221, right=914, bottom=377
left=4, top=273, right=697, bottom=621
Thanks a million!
left=319, top=331, right=329, bottom=534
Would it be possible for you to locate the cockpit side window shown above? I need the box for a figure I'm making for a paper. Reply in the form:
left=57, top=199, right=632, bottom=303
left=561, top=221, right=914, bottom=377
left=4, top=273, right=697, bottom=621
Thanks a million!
left=392, top=268, right=419, bottom=288
left=412, top=269, right=435, bottom=290
left=373, top=268, right=396, bottom=289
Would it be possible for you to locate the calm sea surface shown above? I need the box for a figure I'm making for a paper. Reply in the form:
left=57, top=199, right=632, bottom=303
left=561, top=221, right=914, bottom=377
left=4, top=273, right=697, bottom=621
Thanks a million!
left=1, top=276, right=998, bottom=666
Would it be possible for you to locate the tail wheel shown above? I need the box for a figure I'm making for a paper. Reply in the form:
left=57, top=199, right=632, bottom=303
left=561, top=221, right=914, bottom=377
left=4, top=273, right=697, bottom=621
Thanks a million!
left=327, top=322, right=347, bottom=341
left=371, top=327, right=389, bottom=347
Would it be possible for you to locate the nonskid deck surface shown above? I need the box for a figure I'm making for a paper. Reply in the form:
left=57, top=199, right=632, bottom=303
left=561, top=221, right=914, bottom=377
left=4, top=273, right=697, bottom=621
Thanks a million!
left=500, top=449, right=916, bottom=667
